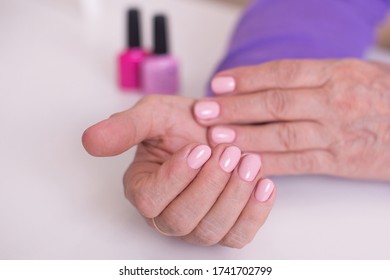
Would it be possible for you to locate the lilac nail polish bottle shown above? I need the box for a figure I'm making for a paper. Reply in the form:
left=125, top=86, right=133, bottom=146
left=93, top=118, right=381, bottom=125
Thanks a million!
left=142, top=15, right=180, bottom=95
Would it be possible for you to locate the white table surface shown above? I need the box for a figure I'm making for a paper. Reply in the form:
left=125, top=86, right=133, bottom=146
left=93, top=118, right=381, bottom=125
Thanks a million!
left=1, top=0, right=389, bottom=260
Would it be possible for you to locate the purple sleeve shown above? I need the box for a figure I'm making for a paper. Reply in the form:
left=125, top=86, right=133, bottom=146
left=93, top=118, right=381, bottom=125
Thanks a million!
left=214, top=0, right=390, bottom=73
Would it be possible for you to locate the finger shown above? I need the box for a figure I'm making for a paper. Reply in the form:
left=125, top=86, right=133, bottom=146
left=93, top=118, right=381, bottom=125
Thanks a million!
left=82, top=95, right=194, bottom=157
left=154, top=144, right=243, bottom=236
left=208, top=122, right=329, bottom=152
left=194, top=88, right=326, bottom=125
left=182, top=153, right=263, bottom=246
left=220, top=179, right=276, bottom=249
left=211, top=59, right=332, bottom=95
left=261, top=150, right=335, bottom=176
left=124, top=143, right=212, bottom=219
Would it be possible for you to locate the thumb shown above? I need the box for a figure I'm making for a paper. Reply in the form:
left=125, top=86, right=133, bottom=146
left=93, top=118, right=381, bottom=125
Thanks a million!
left=82, top=96, right=160, bottom=157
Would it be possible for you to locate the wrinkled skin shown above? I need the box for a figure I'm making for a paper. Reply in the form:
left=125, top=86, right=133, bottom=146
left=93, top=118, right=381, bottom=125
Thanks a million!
left=197, top=59, right=390, bottom=181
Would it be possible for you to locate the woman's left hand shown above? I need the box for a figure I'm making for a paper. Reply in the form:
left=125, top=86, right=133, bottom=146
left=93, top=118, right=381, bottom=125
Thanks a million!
left=194, top=59, right=390, bottom=181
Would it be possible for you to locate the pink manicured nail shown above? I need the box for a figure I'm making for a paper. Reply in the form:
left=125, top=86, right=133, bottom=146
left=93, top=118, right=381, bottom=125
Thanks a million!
left=194, top=101, right=220, bottom=120
left=212, top=77, right=236, bottom=94
left=211, top=127, right=236, bottom=144
left=187, top=145, right=212, bottom=169
left=219, top=146, right=241, bottom=173
left=255, top=179, right=275, bottom=202
left=238, top=154, right=262, bottom=182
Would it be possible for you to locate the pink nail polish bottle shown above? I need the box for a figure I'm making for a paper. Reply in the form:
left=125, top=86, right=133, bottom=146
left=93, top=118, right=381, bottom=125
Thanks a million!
left=142, top=15, right=180, bottom=95
left=118, top=9, right=147, bottom=91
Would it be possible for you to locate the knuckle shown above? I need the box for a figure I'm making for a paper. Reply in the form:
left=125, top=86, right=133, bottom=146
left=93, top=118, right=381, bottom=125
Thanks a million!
left=343, top=126, right=377, bottom=147
left=123, top=170, right=160, bottom=219
left=131, top=188, right=159, bottom=219
left=278, top=124, right=298, bottom=150
left=221, top=230, right=252, bottom=249
left=192, top=220, right=223, bottom=246
left=342, top=127, right=378, bottom=162
left=160, top=210, right=195, bottom=236
left=123, top=171, right=131, bottom=198
left=265, top=90, right=289, bottom=118
left=220, top=239, right=245, bottom=249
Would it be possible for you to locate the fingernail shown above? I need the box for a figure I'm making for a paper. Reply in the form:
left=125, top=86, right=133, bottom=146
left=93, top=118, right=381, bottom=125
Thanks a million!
left=238, top=154, right=262, bottom=182
left=212, top=76, right=236, bottom=94
left=219, top=146, right=241, bottom=173
left=187, top=145, right=212, bottom=169
left=255, top=179, right=275, bottom=202
left=194, top=101, right=220, bottom=120
left=211, top=127, right=236, bottom=144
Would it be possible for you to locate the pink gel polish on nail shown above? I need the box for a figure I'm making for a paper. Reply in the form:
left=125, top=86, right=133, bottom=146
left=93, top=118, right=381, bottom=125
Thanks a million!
left=219, top=146, right=241, bottom=173
left=194, top=101, right=220, bottom=120
left=255, top=179, right=274, bottom=202
left=187, top=145, right=212, bottom=169
left=142, top=15, right=180, bottom=95
left=238, top=154, right=262, bottom=182
left=212, top=77, right=236, bottom=94
left=118, top=9, right=147, bottom=91
left=211, top=127, right=236, bottom=144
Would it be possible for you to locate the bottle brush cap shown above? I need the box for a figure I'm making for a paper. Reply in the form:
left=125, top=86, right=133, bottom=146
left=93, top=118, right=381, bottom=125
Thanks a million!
left=127, top=8, right=142, bottom=48
left=153, top=15, right=169, bottom=55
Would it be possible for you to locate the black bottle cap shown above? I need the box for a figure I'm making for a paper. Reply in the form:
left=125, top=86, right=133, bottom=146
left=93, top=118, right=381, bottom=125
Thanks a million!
left=153, top=15, right=169, bottom=55
left=127, top=8, right=142, bottom=48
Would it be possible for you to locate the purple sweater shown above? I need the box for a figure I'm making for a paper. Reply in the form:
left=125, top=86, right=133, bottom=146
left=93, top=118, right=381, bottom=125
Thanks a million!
left=215, top=0, right=390, bottom=73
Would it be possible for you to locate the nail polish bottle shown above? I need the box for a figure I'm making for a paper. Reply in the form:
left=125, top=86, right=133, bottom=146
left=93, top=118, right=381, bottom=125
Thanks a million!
left=142, top=15, right=180, bottom=95
left=118, top=8, right=147, bottom=91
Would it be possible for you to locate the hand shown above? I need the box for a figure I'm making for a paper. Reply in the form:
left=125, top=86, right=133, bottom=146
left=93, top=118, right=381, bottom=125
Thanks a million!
left=194, top=59, right=390, bottom=181
left=82, top=95, right=276, bottom=248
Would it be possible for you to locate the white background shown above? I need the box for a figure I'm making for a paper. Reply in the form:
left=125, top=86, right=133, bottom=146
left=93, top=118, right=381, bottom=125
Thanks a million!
left=0, top=0, right=389, bottom=259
